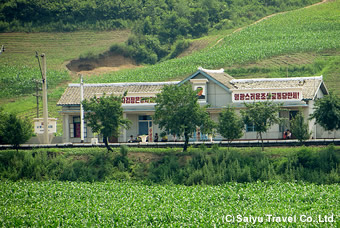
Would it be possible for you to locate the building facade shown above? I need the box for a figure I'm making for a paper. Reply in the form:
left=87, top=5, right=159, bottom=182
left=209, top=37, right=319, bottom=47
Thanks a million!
left=57, top=68, right=336, bottom=143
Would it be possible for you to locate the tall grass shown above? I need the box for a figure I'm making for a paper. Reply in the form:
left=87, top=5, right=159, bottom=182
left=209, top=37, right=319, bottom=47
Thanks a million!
left=0, top=145, right=338, bottom=184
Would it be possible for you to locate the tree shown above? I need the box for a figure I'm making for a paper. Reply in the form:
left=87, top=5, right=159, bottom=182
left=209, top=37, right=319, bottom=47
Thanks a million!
left=241, top=101, right=282, bottom=151
left=218, top=106, right=244, bottom=150
left=290, top=110, right=311, bottom=145
left=0, top=108, right=33, bottom=151
left=154, top=83, right=215, bottom=152
left=310, top=92, right=340, bottom=136
left=82, top=93, right=131, bottom=152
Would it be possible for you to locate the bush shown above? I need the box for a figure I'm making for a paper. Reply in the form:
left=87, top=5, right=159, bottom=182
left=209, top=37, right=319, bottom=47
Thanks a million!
left=0, top=146, right=338, bottom=184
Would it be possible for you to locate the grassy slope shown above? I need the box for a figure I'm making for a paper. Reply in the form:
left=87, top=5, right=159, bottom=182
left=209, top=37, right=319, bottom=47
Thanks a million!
left=0, top=30, right=130, bottom=70
left=85, top=0, right=340, bottom=84
left=0, top=1, right=339, bottom=135
left=0, top=31, right=130, bottom=134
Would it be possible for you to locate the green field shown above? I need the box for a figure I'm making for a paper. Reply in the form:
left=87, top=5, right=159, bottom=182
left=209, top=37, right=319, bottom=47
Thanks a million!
left=0, top=181, right=338, bottom=227
left=88, top=1, right=340, bottom=84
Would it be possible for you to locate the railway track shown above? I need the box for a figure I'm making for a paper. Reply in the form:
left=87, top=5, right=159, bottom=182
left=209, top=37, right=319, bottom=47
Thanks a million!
left=1, top=139, right=339, bottom=150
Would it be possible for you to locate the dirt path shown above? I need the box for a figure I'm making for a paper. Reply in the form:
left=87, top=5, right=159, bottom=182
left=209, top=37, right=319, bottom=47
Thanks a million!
left=212, top=0, right=329, bottom=48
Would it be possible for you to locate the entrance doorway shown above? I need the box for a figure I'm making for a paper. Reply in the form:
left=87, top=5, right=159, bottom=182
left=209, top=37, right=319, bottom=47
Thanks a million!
left=138, top=115, right=153, bottom=141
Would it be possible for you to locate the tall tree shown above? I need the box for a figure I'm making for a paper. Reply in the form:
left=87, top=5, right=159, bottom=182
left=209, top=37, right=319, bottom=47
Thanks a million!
left=154, top=83, right=215, bottom=152
left=218, top=106, right=244, bottom=150
left=0, top=109, right=33, bottom=151
left=82, top=93, right=131, bottom=151
left=241, top=101, right=282, bottom=151
left=290, top=109, right=311, bottom=145
left=310, top=92, right=340, bottom=136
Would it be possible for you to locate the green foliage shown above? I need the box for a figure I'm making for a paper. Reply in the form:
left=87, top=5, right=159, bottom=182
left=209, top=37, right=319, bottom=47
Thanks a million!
left=166, top=39, right=191, bottom=60
left=148, top=145, right=340, bottom=185
left=0, top=65, right=69, bottom=98
left=82, top=94, right=131, bottom=151
left=0, top=0, right=320, bottom=64
left=218, top=106, right=244, bottom=149
left=290, top=110, right=311, bottom=144
left=0, top=149, right=131, bottom=182
left=0, top=180, right=338, bottom=226
left=310, top=92, right=340, bottom=132
left=87, top=1, right=340, bottom=84
left=0, top=109, right=33, bottom=149
left=154, top=83, right=215, bottom=151
left=241, top=101, right=282, bottom=150
left=0, top=146, right=339, bottom=185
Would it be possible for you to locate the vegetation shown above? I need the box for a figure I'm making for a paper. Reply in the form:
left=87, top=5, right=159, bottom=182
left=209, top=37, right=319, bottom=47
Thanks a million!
left=83, top=93, right=131, bottom=151
left=290, top=110, right=311, bottom=144
left=154, top=83, right=215, bottom=152
left=88, top=0, right=340, bottom=84
left=0, top=0, right=320, bottom=64
left=0, top=65, right=69, bottom=99
left=0, top=180, right=338, bottom=226
left=0, top=108, right=33, bottom=150
left=310, top=92, right=340, bottom=134
left=241, top=101, right=282, bottom=151
left=217, top=106, right=243, bottom=150
left=0, top=145, right=339, bottom=184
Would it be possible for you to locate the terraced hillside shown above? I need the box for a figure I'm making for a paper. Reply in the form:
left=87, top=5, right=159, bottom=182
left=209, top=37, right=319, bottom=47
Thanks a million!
left=87, top=0, right=339, bottom=85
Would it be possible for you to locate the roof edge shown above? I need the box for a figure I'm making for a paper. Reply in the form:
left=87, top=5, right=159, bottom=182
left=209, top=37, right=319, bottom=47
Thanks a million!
left=68, top=81, right=180, bottom=87
left=179, top=70, right=232, bottom=93
left=231, top=76, right=323, bottom=84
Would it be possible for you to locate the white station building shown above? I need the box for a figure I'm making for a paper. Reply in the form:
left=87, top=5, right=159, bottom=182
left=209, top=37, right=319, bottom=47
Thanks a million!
left=57, top=68, right=335, bottom=143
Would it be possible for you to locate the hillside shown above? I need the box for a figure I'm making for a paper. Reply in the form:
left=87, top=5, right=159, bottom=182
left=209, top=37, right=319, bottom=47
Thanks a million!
left=86, top=0, right=339, bottom=85
left=0, top=0, right=339, bottom=135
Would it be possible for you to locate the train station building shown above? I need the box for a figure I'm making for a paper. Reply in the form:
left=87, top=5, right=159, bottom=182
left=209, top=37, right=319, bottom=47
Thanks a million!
left=57, top=68, right=334, bottom=143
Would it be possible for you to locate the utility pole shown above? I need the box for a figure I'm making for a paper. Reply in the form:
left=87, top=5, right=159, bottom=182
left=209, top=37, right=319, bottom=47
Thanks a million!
left=36, top=52, right=49, bottom=144
left=32, top=79, right=41, bottom=118
left=80, top=75, right=85, bottom=143
left=41, top=54, right=49, bottom=144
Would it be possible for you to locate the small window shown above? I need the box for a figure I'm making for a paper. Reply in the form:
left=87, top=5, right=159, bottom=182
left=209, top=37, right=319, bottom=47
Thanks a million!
left=246, top=123, right=256, bottom=132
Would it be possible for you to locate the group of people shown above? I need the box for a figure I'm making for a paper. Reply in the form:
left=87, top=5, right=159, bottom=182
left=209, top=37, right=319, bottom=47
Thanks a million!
left=283, top=129, right=292, bottom=139
left=128, top=133, right=168, bottom=143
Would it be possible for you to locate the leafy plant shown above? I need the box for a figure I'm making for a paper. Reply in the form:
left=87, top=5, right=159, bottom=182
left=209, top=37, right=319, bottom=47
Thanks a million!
left=0, top=108, right=33, bottom=150
left=290, top=110, right=311, bottom=144
left=82, top=93, right=131, bottom=151
left=241, top=101, right=282, bottom=151
left=154, top=83, right=215, bottom=152
left=310, top=92, right=340, bottom=136
left=218, top=106, right=244, bottom=150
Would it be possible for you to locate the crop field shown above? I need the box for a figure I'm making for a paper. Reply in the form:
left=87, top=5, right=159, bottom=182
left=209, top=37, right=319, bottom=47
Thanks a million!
left=0, top=30, right=130, bottom=98
left=0, top=181, right=338, bottom=227
left=0, top=31, right=130, bottom=70
left=90, top=0, right=340, bottom=85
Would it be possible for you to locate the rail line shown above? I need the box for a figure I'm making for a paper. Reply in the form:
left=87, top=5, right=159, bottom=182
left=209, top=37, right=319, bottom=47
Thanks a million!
left=1, top=139, right=339, bottom=150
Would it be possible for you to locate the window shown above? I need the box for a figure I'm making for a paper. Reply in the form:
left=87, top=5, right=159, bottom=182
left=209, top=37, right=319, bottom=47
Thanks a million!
left=289, top=111, right=298, bottom=120
left=246, top=123, right=256, bottom=132
left=70, top=116, right=87, bottom=138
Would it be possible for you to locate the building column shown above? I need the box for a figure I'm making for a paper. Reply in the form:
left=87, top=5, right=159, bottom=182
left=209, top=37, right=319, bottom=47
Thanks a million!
left=306, top=101, right=317, bottom=139
left=63, top=114, right=70, bottom=143
left=123, top=113, right=127, bottom=142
